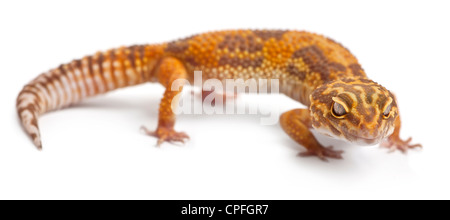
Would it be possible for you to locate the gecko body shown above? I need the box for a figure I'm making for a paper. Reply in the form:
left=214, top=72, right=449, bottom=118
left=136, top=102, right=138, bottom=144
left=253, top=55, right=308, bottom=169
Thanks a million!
left=17, top=29, right=421, bottom=160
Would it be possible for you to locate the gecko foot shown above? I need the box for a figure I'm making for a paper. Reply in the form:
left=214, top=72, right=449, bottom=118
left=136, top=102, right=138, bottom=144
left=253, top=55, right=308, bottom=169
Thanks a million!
left=140, top=126, right=190, bottom=146
left=298, top=146, right=344, bottom=162
left=381, top=136, right=422, bottom=153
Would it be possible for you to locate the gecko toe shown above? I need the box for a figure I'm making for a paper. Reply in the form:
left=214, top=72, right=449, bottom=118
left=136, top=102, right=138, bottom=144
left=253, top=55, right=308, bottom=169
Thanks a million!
left=141, top=125, right=190, bottom=146
left=381, top=136, right=422, bottom=153
left=298, top=146, right=343, bottom=161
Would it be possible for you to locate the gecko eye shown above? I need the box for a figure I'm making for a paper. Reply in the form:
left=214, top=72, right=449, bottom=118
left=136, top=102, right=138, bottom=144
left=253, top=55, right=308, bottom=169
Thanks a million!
left=383, top=104, right=392, bottom=119
left=331, top=101, right=347, bottom=118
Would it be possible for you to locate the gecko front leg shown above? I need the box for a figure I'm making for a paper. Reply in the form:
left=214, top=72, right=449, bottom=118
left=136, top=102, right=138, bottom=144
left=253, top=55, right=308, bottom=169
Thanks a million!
left=141, top=57, right=189, bottom=146
left=280, top=109, right=343, bottom=161
left=380, top=95, right=421, bottom=153
left=381, top=115, right=422, bottom=153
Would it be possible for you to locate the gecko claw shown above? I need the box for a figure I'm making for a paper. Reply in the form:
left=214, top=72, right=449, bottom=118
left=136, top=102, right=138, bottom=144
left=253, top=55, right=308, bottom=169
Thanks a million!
left=381, top=136, right=422, bottom=153
left=298, top=146, right=344, bottom=161
left=141, top=126, right=190, bottom=146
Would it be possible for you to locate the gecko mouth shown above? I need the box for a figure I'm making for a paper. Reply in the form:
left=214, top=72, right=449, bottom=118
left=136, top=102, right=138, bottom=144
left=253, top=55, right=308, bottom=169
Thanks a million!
left=345, top=126, right=394, bottom=145
left=346, top=133, right=382, bottom=145
left=326, top=123, right=383, bottom=145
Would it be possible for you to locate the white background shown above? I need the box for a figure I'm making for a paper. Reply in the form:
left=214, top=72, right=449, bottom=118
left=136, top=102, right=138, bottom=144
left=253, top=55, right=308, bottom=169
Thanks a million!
left=0, top=0, right=448, bottom=199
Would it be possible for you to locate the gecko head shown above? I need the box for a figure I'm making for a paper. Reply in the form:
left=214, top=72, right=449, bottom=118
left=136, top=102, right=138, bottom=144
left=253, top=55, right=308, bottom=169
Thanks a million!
left=309, top=78, right=398, bottom=145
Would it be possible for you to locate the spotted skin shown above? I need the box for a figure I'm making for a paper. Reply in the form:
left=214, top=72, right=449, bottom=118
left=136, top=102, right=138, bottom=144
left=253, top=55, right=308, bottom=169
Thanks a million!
left=17, top=29, right=420, bottom=160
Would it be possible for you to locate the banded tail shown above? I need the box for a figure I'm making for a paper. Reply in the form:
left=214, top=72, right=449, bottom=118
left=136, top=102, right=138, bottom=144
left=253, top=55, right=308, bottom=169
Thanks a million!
left=17, top=44, right=165, bottom=149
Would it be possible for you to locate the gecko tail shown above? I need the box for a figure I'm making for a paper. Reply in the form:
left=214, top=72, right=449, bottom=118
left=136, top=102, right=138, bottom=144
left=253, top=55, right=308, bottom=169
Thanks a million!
left=17, top=89, right=43, bottom=150
left=17, top=45, right=164, bottom=150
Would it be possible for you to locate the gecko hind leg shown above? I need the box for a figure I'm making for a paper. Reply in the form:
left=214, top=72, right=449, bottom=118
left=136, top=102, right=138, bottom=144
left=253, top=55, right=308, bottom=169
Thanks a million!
left=280, top=109, right=343, bottom=161
left=141, top=57, right=190, bottom=146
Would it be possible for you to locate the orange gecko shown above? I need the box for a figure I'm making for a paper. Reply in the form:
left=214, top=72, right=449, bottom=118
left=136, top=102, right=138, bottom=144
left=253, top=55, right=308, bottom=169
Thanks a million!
left=17, top=29, right=421, bottom=160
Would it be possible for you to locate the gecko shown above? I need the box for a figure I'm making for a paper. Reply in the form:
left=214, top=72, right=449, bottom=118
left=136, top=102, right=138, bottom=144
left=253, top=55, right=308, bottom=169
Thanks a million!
left=16, top=29, right=421, bottom=160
